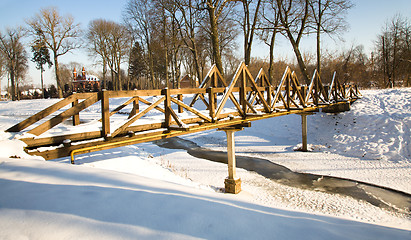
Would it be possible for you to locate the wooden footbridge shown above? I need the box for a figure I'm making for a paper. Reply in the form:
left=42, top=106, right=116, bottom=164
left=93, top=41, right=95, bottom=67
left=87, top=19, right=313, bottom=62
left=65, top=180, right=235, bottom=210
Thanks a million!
left=7, top=62, right=360, bottom=193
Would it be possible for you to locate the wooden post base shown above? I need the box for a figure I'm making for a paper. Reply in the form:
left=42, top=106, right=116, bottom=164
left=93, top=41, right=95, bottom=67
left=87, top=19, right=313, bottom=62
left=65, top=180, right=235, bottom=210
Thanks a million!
left=225, top=178, right=241, bottom=194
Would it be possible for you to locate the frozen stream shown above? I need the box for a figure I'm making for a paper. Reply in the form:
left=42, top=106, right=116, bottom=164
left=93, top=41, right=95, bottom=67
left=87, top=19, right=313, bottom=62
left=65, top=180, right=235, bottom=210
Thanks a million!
left=155, top=137, right=411, bottom=216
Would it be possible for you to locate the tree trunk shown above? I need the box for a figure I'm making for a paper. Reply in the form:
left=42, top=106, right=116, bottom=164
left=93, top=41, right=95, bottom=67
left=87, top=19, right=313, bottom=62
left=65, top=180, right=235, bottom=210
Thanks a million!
left=207, top=4, right=224, bottom=76
left=40, top=65, right=44, bottom=98
left=287, top=31, right=310, bottom=84
left=192, top=47, right=201, bottom=87
left=10, top=69, right=16, bottom=101
left=102, top=58, right=107, bottom=89
left=268, top=30, right=277, bottom=85
left=53, top=53, right=63, bottom=98
left=316, top=0, right=321, bottom=75
left=243, top=0, right=261, bottom=66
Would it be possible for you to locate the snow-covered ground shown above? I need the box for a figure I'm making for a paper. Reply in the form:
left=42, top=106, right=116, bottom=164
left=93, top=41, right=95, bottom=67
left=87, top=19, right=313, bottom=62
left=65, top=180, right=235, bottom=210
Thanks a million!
left=0, top=88, right=410, bottom=239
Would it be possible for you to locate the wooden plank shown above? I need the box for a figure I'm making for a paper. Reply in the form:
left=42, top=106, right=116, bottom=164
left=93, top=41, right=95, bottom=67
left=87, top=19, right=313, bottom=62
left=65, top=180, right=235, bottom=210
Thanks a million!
left=74, top=92, right=97, bottom=99
left=304, top=69, right=316, bottom=103
left=241, top=68, right=247, bottom=114
left=28, top=94, right=99, bottom=136
left=163, top=88, right=171, bottom=127
left=177, top=94, right=183, bottom=113
left=109, top=97, right=136, bottom=117
left=207, top=88, right=216, bottom=120
left=169, top=88, right=206, bottom=95
left=72, top=99, right=80, bottom=126
left=170, top=97, right=212, bottom=122
left=108, top=89, right=162, bottom=98
left=167, top=106, right=185, bottom=128
left=6, top=94, right=77, bottom=132
left=198, top=94, right=210, bottom=109
left=139, top=97, right=165, bottom=113
left=21, top=131, right=102, bottom=148
left=128, top=97, right=139, bottom=119
left=101, top=90, right=110, bottom=138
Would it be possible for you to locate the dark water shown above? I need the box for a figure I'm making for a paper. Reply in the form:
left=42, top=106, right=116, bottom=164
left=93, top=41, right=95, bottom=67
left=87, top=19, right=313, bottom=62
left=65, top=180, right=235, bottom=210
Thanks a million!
left=154, top=137, right=411, bottom=216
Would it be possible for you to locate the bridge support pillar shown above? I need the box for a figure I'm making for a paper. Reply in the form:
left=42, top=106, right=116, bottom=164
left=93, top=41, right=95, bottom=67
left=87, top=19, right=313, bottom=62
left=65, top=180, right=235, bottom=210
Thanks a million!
left=301, top=114, right=308, bottom=152
left=298, top=113, right=314, bottom=152
left=218, top=126, right=245, bottom=194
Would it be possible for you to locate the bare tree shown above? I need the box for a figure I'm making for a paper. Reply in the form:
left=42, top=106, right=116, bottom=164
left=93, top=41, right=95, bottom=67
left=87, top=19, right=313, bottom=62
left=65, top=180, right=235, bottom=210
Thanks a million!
left=203, top=0, right=239, bottom=76
left=375, top=14, right=411, bottom=87
left=0, top=50, right=4, bottom=80
left=26, top=7, right=81, bottom=98
left=258, top=0, right=282, bottom=83
left=0, top=27, right=28, bottom=101
left=239, top=0, right=262, bottom=65
left=276, top=0, right=314, bottom=84
left=86, top=19, right=110, bottom=89
left=124, top=0, right=157, bottom=89
left=166, top=0, right=204, bottom=86
left=308, top=0, right=353, bottom=74
left=107, top=22, right=132, bottom=90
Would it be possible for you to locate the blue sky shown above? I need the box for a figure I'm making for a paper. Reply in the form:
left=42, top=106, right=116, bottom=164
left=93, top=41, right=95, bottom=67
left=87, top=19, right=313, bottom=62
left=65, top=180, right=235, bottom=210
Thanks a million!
left=0, top=0, right=410, bottom=88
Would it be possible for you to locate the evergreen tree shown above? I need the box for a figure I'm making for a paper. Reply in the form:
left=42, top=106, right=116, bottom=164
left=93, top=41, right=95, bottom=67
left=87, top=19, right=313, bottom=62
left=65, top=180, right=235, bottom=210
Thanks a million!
left=31, top=30, right=53, bottom=98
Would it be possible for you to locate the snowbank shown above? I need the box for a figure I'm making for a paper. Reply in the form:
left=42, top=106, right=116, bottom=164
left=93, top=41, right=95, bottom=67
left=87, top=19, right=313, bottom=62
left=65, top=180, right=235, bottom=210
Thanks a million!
left=1, top=157, right=410, bottom=240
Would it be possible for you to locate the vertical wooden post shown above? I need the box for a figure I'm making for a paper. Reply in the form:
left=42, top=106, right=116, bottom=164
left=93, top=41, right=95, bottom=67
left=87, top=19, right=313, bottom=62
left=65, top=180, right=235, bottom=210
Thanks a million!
left=162, top=88, right=171, bottom=127
left=223, top=128, right=242, bottom=194
left=314, top=74, right=319, bottom=105
left=342, top=84, right=346, bottom=99
left=301, top=114, right=308, bottom=152
left=267, top=85, right=272, bottom=109
left=324, top=85, right=330, bottom=102
left=286, top=75, right=291, bottom=109
left=240, top=69, right=247, bottom=115
left=207, top=87, right=216, bottom=121
left=72, top=98, right=80, bottom=126
left=177, top=94, right=183, bottom=113
left=301, top=86, right=307, bottom=106
left=129, top=97, right=139, bottom=119
left=100, top=90, right=110, bottom=139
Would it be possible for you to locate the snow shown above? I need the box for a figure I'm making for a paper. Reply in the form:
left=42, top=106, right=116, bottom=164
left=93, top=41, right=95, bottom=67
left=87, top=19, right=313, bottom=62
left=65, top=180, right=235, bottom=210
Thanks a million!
left=0, top=88, right=411, bottom=239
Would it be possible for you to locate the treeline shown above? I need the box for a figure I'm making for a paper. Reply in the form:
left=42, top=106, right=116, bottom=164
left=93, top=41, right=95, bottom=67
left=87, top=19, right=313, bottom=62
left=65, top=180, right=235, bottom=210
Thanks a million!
left=0, top=0, right=410, bottom=101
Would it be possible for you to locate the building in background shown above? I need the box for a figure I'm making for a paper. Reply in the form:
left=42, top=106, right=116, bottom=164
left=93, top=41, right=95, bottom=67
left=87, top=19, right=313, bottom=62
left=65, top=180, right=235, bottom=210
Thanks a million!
left=72, top=67, right=100, bottom=92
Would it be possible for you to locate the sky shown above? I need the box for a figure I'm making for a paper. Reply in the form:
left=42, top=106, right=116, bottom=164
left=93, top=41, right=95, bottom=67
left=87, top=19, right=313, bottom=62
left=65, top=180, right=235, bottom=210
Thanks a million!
left=0, top=0, right=410, bottom=89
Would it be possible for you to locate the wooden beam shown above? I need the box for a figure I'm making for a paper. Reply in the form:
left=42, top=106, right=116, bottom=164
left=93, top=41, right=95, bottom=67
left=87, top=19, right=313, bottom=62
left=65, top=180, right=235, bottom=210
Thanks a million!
left=6, top=94, right=77, bottom=132
left=128, top=97, right=139, bottom=119
left=72, top=99, right=80, bottom=126
left=101, top=90, right=110, bottom=138
left=139, top=97, right=165, bottom=113
left=28, top=94, right=99, bottom=136
left=170, top=97, right=212, bottom=122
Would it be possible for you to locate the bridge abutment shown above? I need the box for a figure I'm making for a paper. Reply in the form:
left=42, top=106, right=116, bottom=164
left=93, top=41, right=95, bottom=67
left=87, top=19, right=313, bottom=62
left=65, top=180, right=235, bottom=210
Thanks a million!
left=322, top=102, right=351, bottom=113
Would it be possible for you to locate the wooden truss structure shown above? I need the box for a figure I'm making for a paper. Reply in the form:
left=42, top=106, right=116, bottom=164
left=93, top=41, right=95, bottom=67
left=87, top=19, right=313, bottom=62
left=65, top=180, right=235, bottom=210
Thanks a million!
left=7, top=62, right=361, bottom=161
